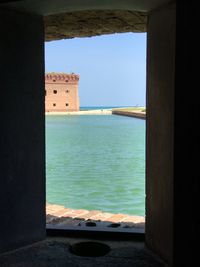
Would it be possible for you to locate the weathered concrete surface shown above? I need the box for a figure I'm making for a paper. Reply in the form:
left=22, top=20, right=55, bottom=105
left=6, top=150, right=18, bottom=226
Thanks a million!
left=0, top=237, right=166, bottom=267
left=0, top=8, right=46, bottom=253
left=45, top=10, right=147, bottom=41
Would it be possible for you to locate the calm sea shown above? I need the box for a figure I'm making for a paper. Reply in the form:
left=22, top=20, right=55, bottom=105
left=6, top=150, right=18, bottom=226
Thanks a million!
left=46, top=112, right=145, bottom=216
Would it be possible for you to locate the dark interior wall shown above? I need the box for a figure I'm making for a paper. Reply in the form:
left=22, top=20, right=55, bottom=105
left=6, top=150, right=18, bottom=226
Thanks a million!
left=174, top=2, right=199, bottom=266
left=0, top=8, right=45, bottom=253
left=146, top=2, right=176, bottom=265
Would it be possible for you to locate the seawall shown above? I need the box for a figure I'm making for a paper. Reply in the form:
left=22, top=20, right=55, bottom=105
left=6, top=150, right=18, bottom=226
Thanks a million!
left=112, top=110, right=146, bottom=119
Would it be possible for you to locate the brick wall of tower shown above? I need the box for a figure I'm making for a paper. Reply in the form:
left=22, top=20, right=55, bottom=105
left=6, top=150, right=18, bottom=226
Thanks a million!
left=45, top=73, right=79, bottom=112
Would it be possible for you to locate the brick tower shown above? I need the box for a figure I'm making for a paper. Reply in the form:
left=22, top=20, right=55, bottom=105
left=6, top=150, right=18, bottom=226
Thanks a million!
left=45, top=72, right=80, bottom=112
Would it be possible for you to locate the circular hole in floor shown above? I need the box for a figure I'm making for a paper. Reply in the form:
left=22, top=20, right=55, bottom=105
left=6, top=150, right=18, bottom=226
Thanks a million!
left=108, top=223, right=121, bottom=228
left=85, top=221, right=96, bottom=227
left=70, top=241, right=110, bottom=257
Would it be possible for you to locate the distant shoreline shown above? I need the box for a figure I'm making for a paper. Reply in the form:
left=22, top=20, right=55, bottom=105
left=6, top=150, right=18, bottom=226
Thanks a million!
left=45, top=107, right=146, bottom=118
left=45, top=109, right=112, bottom=115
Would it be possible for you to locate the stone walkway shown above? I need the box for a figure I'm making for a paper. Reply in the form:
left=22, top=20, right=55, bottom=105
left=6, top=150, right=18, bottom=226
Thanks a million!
left=46, top=203, right=145, bottom=230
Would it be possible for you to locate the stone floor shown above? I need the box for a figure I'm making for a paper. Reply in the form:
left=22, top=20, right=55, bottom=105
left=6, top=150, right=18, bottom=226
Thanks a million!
left=0, top=205, right=163, bottom=266
left=46, top=203, right=145, bottom=231
left=0, top=237, right=166, bottom=267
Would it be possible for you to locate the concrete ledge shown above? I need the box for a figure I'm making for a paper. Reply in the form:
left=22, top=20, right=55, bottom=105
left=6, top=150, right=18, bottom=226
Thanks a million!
left=46, top=203, right=145, bottom=232
left=112, top=110, right=146, bottom=119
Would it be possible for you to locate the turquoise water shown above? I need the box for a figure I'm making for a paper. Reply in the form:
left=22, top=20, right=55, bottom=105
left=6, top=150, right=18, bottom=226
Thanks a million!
left=46, top=115, right=145, bottom=216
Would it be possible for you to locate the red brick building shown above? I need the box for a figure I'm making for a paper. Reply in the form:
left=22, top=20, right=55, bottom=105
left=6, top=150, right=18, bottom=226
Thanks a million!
left=45, top=72, right=79, bottom=112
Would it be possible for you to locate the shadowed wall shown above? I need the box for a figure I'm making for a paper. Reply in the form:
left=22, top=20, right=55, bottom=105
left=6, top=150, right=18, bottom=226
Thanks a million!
left=0, top=8, right=45, bottom=253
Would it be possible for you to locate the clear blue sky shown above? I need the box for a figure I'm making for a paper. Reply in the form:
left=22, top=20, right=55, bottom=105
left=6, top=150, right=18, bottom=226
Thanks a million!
left=45, top=32, right=146, bottom=107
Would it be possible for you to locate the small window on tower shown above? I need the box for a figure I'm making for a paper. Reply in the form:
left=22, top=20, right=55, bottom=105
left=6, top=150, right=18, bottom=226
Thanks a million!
left=53, top=103, right=56, bottom=106
left=66, top=80, right=68, bottom=82
left=66, top=90, right=69, bottom=93
left=45, top=90, right=47, bottom=96
left=53, top=79, right=56, bottom=82
left=53, top=90, right=57, bottom=94
left=66, top=103, right=69, bottom=106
